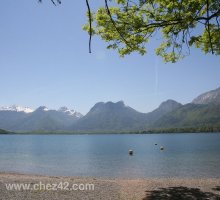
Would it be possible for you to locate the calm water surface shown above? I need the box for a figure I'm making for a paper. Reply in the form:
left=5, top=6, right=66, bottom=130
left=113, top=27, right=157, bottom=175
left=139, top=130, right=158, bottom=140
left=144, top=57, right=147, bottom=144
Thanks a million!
left=0, top=133, right=220, bottom=178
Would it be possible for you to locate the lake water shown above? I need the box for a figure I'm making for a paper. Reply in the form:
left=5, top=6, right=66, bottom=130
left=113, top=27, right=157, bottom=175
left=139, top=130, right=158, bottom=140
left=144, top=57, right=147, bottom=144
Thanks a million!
left=0, top=133, right=220, bottom=178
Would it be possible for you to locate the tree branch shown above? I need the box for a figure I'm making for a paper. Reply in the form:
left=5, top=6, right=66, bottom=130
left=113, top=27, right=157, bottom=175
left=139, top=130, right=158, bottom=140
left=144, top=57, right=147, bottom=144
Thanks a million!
left=86, top=0, right=92, bottom=53
left=104, top=0, right=133, bottom=49
left=196, top=8, right=220, bottom=21
left=206, top=0, right=214, bottom=54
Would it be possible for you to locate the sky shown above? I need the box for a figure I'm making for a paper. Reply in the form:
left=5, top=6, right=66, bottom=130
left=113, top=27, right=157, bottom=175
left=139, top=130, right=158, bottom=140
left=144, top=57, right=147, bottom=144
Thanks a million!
left=0, top=0, right=220, bottom=115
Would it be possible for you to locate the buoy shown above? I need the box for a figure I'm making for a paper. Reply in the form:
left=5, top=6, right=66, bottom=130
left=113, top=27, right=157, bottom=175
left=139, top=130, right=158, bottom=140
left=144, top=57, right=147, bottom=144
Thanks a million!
left=155, top=143, right=158, bottom=145
left=129, top=150, right=133, bottom=155
left=160, top=146, right=164, bottom=150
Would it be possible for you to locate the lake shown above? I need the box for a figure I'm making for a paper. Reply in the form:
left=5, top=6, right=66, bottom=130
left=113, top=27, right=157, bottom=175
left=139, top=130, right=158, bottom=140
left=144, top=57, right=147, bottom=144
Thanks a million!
left=0, top=133, right=220, bottom=178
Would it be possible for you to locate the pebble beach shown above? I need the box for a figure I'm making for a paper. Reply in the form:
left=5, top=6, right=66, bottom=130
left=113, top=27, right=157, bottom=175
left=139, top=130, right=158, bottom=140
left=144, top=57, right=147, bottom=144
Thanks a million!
left=0, top=173, right=220, bottom=200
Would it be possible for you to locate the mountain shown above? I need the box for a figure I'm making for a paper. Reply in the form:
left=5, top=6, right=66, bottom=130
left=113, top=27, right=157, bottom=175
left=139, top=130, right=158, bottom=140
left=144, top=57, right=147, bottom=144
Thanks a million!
left=0, top=105, right=83, bottom=131
left=0, top=105, right=34, bottom=113
left=145, top=100, right=182, bottom=125
left=192, top=87, right=220, bottom=104
left=154, top=103, right=220, bottom=128
left=152, top=87, right=220, bottom=129
left=0, top=129, right=11, bottom=134
left=72, top=100, right=181, bottom=131
left=1, top=86, right=220, bottom=132
left=58, top=107, right=83, bottom=118
left=0, top=106, right=28, bottom=131
left=0, top=100, right=188, bottom=132
left=72, top=101, right=148, bottom=131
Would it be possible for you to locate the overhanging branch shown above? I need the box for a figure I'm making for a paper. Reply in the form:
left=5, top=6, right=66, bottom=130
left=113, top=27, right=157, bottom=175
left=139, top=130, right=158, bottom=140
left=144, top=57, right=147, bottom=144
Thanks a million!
left=86, top=0, right=92, bottom=53
left=104, top=0, right=133, bottom=49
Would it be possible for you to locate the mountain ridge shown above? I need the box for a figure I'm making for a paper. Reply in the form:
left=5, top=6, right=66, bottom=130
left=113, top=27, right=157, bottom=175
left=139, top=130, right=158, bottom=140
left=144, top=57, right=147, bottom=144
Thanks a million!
left=0, top=106, right=83, bottom=131
left=192, top=87, right=220, bottom=104
left=1, top=86, right=220, bottom=132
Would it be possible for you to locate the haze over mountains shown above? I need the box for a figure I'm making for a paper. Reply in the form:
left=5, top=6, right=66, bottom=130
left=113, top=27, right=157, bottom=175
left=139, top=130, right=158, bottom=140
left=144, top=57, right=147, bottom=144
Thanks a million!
left=1, top=87, right=220, bottom=132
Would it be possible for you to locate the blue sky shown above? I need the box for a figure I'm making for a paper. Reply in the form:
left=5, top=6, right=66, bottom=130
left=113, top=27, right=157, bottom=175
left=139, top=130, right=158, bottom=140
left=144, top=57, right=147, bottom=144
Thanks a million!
left=0, top=0, right=220, bottom=114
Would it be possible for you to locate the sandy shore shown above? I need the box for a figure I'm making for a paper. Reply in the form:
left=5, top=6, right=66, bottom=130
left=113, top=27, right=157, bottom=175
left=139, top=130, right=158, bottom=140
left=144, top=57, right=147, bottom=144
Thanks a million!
left=0, top=173, right=220, bottom=200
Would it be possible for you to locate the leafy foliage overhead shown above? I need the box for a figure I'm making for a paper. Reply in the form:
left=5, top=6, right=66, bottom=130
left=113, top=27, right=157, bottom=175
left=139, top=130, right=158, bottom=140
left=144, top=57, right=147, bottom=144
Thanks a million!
left=83, top=0, right=220, bottom=62
left=39, top=0, right=220, bottom=62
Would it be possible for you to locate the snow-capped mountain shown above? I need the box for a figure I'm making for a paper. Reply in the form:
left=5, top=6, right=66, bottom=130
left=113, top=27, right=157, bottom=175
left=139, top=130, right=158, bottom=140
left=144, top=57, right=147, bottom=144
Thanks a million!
left=35, top=106, right=50, bottom=112
left=0, top=105, right=83, bottom=131
left=0, top=105, right=83, bottom=116
left=1, top=85, right=220, bottom=132
left=0, top=105, right=34, bottom=113
left=58, top=107, right=83, bottom=118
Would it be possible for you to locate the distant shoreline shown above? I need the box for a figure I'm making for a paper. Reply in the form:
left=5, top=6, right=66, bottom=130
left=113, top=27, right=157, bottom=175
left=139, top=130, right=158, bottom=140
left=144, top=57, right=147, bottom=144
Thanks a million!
left=1, top=129, right=220, bottom=135
left=0, top=172, right=219, bottom=200
left=1, top=132, right=220, bottom=135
